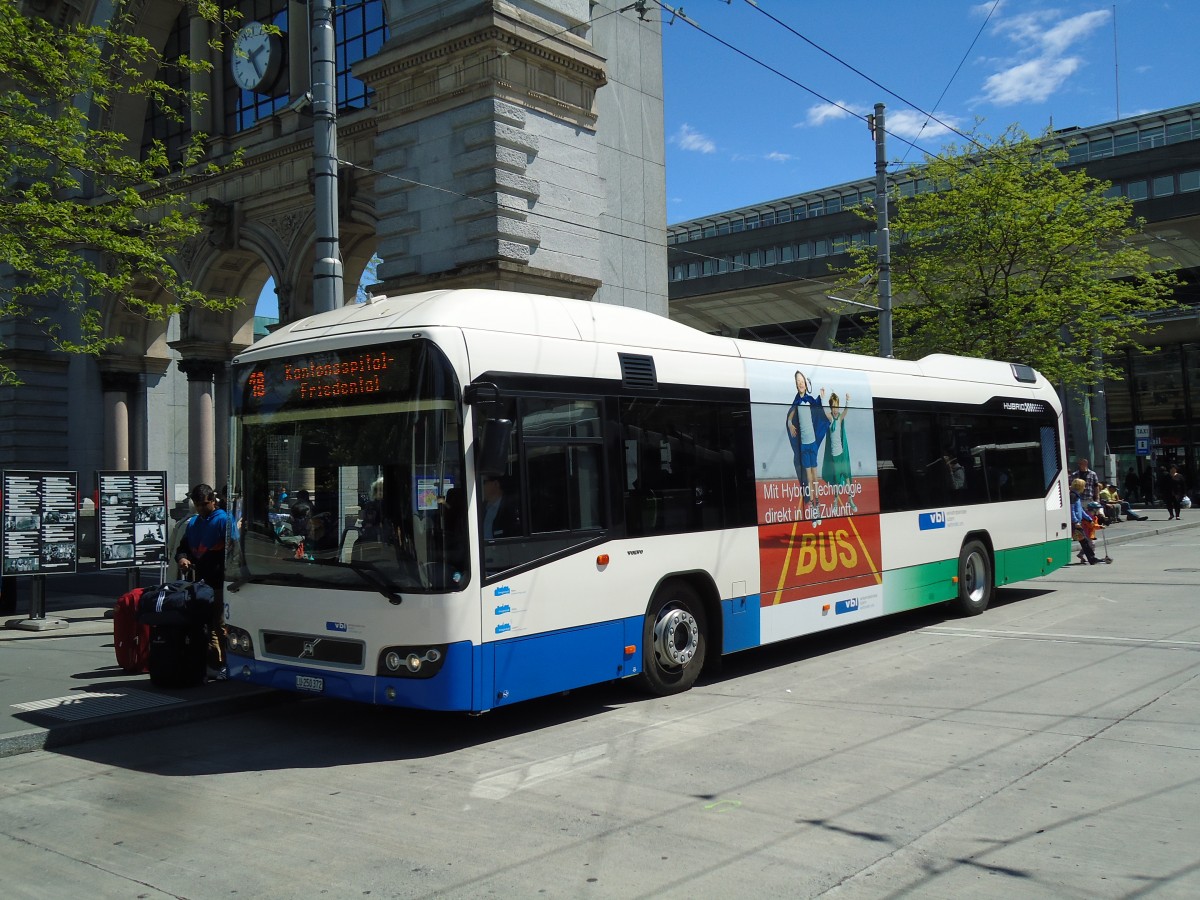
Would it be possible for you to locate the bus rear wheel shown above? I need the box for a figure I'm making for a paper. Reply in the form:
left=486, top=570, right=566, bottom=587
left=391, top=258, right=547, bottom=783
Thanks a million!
left=954, top=539, right=993, bottom=616
left=640, top=582, right=707, bottom=696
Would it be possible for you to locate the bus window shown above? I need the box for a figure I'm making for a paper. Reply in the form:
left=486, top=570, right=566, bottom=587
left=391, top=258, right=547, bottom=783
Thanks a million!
left=475, top=395, right=606, bottom=580
left=619, top=397, right=754, bottom=535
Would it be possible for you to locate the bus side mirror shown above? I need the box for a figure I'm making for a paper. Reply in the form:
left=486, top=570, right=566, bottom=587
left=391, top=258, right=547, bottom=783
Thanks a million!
left=464, top=383, right=500, bottom=405
left=478, top=419, right=514, bottom=477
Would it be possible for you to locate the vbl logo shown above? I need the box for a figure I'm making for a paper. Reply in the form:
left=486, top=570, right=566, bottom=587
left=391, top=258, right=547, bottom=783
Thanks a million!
left=918, top=511, right=947, bottom=530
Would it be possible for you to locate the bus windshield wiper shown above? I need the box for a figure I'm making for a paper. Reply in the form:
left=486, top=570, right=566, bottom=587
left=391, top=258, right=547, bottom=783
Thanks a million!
left=344, top=560, right=404, bottom=605
left=228, top=571, right=312, bottom=592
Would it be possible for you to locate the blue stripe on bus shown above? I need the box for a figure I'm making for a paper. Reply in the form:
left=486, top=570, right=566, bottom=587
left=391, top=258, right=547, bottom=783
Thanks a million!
left=226, top=641, right=477, bottom=711
left=230, top=598, right=764, bottom=712
left=229, top=619, right=646, bottom=712
left=487, top=618, right=641, bottom=708
left=721, top=593, right=762, bottom=653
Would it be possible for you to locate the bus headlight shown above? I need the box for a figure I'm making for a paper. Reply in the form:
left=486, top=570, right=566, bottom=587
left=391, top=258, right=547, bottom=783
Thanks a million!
left=226, top=626, right=254, bottom=656
left=377, top=644, right=447, bottom=679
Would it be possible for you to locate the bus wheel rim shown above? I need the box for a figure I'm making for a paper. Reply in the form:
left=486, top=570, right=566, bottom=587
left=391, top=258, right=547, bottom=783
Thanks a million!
left=965, top=552, right=985, bottom=603
left=653, top=607, right=699, bottom=668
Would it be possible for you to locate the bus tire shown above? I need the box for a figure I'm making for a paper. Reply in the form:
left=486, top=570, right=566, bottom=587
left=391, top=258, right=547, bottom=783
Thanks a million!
left=954, top=539, right=993, bottom=616
left=639, top=582, right=707, bottom=696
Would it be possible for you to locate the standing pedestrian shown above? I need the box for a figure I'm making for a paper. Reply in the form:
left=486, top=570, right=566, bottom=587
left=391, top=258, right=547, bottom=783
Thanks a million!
left=1165, top=465, right=1188, bottom=521
left=1070, top=458, right=1101, bottom=504
left=175, top=484, right=231, bottom=679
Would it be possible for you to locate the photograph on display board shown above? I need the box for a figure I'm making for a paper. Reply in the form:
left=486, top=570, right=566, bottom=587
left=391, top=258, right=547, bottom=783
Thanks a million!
left=3, top=470, right=78, bottom=575
left=101, top=542, right=135, bottom=562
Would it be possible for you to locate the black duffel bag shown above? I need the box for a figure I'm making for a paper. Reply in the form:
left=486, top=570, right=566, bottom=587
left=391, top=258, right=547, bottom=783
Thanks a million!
left=135, top=579, right=216, bottom=626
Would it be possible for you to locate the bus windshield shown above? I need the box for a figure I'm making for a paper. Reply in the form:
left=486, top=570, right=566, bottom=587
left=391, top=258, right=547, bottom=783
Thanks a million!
left=229, top=340, right=467, bottom=595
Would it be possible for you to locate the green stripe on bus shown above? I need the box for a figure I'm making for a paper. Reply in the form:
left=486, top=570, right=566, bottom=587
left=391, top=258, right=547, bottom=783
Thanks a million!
left=884, top=539, right=1070, bottom=614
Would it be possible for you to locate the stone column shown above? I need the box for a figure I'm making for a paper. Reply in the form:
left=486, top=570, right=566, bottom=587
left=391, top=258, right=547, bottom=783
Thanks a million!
left=100, top=371, right=140, bottom=471
left=177, top=358, right=222, bottom=490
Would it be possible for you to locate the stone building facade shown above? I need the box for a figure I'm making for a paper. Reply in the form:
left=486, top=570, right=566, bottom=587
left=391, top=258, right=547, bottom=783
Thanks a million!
left=1, top=0, right=666, bottom=506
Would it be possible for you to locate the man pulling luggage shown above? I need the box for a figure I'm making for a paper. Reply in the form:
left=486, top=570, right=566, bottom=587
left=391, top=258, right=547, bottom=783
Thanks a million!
left=175, top=484, right=231, bottom=680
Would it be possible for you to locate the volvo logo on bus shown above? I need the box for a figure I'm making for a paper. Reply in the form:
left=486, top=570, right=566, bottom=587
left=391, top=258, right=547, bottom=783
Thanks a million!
left=919, top=511, right=947, bottom=530
left=300, top=638, right=321, bottom=658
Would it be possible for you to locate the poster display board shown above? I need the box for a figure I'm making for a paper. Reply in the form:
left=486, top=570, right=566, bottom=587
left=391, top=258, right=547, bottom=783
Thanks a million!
left=2, top=470, right=79, bottom=575
left=97, top=471, right=169, bottom=569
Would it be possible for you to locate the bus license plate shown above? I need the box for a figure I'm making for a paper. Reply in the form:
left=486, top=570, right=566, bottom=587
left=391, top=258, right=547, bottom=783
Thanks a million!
left=296, top=675, right=324, bottom=693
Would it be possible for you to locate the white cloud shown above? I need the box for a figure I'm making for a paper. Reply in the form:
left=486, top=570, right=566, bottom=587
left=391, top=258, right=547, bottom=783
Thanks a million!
left=673, top=123, right=715, bottom=153
left=765, top=151, right=794, bottom=163
left=885, top=109, right=962, bottom=140
left=981, top=7, right=1110, bottom=106
left=804, top=101, right=860, bottom=127
left=972, top=0, right=1006, bottom=16
left=1039, top=10, right=1110, bottom=55
left=983, top=56, right=1081, bottom=105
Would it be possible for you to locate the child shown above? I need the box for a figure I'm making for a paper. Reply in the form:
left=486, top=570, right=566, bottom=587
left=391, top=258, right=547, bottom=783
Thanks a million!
left=821, top=391, right=855, bottom=514
left=785, top=371, right=829, bottom=517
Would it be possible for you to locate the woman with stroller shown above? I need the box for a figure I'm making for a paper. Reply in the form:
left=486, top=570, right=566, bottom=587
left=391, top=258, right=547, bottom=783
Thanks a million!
left=1070, top=478, right=1102, bottom=565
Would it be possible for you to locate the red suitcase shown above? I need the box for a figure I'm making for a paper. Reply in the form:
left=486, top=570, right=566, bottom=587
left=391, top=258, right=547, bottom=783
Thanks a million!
left=114, top=587, right=152, bottom=674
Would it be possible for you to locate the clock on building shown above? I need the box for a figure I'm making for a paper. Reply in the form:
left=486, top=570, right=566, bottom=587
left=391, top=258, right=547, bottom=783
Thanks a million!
left=231, top=21, right=284, bottom=93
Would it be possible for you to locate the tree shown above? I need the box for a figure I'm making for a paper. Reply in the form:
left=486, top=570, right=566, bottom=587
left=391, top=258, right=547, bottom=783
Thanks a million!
left=838, top=126, right=1178, bottom=388
left=0, top=1, right=241, bottom=385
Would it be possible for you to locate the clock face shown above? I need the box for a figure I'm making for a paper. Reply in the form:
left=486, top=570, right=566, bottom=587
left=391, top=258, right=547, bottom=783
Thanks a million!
left=231, top=22, right=283, bottom=93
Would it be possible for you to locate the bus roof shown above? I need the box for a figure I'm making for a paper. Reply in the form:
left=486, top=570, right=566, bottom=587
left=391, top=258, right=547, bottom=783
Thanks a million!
left=236, top=288, right=1049, bottom=390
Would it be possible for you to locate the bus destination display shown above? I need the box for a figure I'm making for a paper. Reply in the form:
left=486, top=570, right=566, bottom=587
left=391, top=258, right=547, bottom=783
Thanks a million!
left=239, top=348, right=405, bottom=413
left=97, top=471, right=169, bottom=569
left=2, top=470, right=79, bottom=575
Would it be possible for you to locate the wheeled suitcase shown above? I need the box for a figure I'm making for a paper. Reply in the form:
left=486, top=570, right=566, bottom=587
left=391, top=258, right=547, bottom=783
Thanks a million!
left=136, top=579, right=216, bottom=688
left=147, top=622, right=210, bottom=688
left=113, top=587, right=152, bottom=674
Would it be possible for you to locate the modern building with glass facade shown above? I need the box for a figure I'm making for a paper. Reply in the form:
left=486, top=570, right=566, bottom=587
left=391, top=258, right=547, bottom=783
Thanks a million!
left=667, top=102, right=1200, bottom=493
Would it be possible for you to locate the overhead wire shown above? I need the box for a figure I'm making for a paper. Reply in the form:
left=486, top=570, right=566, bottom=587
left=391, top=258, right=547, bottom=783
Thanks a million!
left=657, top=0, right=1110, bottom=227
left=896, top=0, right=1001, bottom=165
left=645, top=0, right=940, bottom=161
left=734, top=0, right=991, bottom=154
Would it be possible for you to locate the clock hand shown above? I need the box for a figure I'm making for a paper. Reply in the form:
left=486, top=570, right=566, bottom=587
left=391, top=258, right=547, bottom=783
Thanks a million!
left=247, top=43, right=265, bottom=77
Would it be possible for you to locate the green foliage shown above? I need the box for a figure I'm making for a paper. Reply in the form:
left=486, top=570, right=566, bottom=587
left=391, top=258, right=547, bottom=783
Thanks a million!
left=0, top=0, right=242, bottom=385
left=837, top=126, right=1178, bottom=389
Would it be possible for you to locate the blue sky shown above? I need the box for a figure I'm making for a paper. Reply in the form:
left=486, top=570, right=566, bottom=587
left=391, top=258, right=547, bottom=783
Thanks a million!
left=661, top=0, right=1199, bottom=224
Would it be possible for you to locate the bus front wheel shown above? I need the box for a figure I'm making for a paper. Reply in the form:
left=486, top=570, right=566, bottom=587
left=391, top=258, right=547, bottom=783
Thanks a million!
left=954, top=539, right=993, bottom=616
left=640, top=582, right=707, bottom=695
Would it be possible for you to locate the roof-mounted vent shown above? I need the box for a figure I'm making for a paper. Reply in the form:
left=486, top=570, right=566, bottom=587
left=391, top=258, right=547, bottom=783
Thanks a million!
left=619, top=353, right=657, bottom=391
left=1011, top=363, right=1037, bottom=384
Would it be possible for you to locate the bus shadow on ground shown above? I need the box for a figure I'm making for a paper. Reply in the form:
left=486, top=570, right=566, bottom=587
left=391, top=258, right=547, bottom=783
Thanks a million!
left=55, top=587, right=1052, bottom=776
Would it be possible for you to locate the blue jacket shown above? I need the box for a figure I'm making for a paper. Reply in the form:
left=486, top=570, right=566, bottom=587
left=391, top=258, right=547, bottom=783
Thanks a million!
left=176, top=507, right=232, bottom=585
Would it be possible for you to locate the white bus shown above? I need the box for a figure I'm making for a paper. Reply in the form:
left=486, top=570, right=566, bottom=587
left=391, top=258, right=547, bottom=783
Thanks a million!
left=225, top=288, right=1070, bottom=711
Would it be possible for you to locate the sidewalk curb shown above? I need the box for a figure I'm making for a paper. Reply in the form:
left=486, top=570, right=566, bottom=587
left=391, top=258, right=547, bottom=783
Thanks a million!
left=1089, top=517, right=1199, bottom=549
left=0, top=686, right=292, bottom=759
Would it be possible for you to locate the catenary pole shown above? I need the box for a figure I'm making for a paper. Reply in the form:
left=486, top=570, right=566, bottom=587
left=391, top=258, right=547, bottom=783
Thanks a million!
left=872, top=103, right=893, bottom=358
left=310, top=0, right=343, bottom=313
